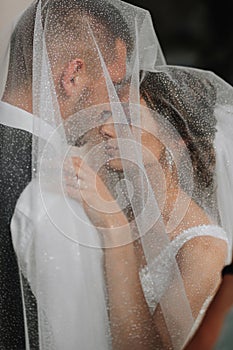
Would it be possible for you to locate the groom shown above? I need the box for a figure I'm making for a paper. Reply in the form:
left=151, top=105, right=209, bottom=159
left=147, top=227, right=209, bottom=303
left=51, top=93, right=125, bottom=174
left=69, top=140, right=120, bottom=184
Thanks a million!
left=0, top=1, right=132, bottom=348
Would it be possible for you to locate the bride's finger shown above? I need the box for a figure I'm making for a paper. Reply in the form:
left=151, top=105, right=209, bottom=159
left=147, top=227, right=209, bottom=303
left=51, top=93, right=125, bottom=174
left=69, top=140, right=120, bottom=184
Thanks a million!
left=64, top=174, right=91, bottom=193
left=62, top=158, right=79, bottom=177
left=71, top=156, right=90, bottom=179
left=64, top=174, right=79, bottom=187
left=72, top=156, right=92, bottom=173
left=65, top=184, right=82, bottom=202
left=72, top=160, right=98, bottom=185
left=72, top=156, right=83, bottom=167
left=63, top=157, right=87, bottom=181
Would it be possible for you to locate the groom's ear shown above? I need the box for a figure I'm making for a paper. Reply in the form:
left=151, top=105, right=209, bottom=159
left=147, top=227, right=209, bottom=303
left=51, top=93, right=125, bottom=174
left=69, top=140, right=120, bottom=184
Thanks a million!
left=107, top=39, right=127, bottom=83
left=62, top=58, right=87, bottom=97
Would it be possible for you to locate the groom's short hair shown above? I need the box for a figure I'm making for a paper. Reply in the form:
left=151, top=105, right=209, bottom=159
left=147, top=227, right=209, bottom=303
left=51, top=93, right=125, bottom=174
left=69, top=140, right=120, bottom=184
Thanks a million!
left=6, top=0, right=133, bottom=92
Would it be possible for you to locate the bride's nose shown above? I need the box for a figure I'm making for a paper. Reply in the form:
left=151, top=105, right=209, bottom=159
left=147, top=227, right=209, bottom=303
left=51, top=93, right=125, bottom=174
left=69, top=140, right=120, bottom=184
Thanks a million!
left=99, top=117, right=117, bottom=139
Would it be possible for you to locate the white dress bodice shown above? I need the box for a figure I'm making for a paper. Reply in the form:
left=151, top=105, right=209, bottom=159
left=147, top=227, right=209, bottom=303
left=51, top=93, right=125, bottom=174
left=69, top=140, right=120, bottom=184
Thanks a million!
left=140, top=225, right=228, bottom=313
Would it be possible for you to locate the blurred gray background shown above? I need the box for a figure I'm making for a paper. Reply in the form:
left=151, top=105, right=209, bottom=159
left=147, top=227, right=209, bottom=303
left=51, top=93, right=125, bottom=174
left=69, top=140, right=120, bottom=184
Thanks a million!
left=0, top=0, right=32, bottom=31
left=128, top=0, right=233, bottom=85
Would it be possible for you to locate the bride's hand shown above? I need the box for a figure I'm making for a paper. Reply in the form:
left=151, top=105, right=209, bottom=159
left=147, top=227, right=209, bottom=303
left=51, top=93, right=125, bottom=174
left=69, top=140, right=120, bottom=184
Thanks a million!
left=66, top=157, right=128, bottom=230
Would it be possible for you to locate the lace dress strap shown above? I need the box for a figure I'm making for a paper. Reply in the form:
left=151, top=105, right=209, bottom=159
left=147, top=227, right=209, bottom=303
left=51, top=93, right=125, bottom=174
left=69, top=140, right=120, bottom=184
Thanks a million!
left=139, top=224, right=228, bottom=314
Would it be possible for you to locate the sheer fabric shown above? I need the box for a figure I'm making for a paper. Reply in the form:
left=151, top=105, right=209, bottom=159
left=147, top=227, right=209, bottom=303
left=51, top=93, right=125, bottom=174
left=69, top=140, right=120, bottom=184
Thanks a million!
left=0, top=1, right=233, bottom=349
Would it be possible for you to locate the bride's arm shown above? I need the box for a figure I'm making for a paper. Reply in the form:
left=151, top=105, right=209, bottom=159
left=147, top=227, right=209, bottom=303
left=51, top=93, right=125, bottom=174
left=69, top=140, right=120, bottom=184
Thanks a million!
left=69, top=157, right=157, bottom=349
left=185, top=262, right=233, bottom=350
left=104, top=239, right=158, bottom=349
left=69, top=157, right=228, bottom=349
left=177, top=235, right=227, bottom=319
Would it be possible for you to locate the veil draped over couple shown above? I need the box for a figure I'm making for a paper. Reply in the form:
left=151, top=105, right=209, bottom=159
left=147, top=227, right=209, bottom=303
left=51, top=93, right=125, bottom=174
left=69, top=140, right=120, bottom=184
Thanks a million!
left=0, top=0, right=233, bottom=349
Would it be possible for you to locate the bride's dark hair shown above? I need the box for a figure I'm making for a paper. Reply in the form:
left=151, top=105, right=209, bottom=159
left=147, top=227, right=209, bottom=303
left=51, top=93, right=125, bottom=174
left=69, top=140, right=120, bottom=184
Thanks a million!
left=140, top=68, right=217, bottom=200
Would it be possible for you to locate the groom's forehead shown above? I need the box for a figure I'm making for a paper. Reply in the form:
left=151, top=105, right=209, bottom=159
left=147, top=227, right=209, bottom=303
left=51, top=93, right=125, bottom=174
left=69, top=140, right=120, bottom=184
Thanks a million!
left=43, top=0, right=133, bottom=53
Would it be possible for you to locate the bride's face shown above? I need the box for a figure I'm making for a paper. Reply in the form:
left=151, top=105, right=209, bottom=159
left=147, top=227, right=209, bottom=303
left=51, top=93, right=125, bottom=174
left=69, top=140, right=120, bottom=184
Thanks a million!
left=98, top=97, right=164, bottom=171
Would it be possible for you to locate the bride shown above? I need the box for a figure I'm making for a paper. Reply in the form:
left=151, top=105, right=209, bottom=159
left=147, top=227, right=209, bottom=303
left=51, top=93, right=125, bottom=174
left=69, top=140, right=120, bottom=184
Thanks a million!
left=67, top=67, right=231, bottom=349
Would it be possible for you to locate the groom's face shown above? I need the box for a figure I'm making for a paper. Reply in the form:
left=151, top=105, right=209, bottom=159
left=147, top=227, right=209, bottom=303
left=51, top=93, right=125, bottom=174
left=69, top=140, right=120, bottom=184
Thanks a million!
left=53, top=37, right=127, bottom=119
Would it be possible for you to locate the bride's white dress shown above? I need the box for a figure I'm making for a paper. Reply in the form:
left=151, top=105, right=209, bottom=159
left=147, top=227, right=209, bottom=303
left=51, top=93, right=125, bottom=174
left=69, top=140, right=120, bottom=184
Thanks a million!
left=0, top=101, right=230, bottom=349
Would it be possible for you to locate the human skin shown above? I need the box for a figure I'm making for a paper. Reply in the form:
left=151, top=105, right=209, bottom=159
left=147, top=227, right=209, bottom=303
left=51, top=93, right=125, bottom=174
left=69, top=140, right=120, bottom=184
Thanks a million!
left=185, top=268, right=233, bottom=350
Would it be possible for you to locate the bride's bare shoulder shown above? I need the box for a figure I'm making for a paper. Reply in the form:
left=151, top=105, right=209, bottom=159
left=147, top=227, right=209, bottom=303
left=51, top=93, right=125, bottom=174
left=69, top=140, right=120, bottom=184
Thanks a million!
left=169, top=195, right=227, bottom=265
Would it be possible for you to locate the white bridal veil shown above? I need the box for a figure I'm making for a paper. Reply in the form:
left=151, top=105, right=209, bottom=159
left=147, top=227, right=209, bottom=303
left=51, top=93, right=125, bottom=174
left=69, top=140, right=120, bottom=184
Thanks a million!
left=0, top=0, right=233, bottom=349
